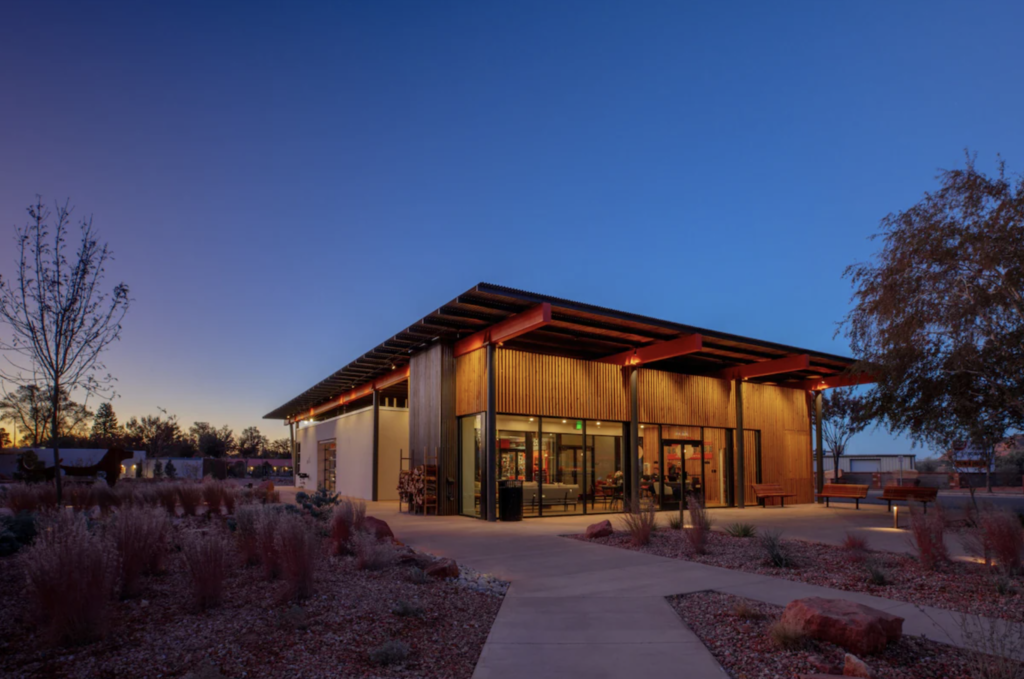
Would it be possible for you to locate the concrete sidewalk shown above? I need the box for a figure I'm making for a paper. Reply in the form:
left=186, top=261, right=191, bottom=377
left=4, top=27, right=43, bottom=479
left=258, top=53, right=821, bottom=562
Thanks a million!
left=358, top=502, right=1006, bottom=678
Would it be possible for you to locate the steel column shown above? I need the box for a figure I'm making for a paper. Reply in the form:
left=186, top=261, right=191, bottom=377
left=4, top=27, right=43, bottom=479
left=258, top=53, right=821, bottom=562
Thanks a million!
left=372, top=389, right=380, bottom=502
left=289, top=421, right=296, bottom=485
left=629, top=366, right=640, bottom=508
left=815, top=390, right=824, bottom=500
left=735, top=378, right=745, bottom=508
left=485, top=343, right=497, bottom=522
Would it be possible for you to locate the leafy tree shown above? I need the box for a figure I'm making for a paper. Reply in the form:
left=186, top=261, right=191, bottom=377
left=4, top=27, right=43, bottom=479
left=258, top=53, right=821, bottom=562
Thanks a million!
left=0, top=198, right=130, bottom=501
left=819, top=388, right=871, bottom=477
left=189, top=422, right=235, bottom=458
left=843, top=154, right=1024, bottom=483
left=124, top=409, right=192, bottom=457
left=164, top=460, right=177, bottom=478
left=0, top=384, right=93, bottom=446
left=267, top=438, right=292, bottom=458
left=237, top=426, right=267, bottom=457
left=90, top=402, right=122, bottom=447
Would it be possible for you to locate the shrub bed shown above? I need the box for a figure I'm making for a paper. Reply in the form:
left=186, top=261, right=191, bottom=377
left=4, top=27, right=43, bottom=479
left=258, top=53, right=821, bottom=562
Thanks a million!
left=669, top=591, right=1009, bottom=679
left=574, top=529, right=1024, bottom=622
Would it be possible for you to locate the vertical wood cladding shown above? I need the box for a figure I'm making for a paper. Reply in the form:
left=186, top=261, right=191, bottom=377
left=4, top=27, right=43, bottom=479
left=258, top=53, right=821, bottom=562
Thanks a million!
left=452, top=347, right=813, bottom=504
left=409, top=342, right=459, bottom=514
left=493, top=348, right=630, bottom=421
left=455, top=348, right=487, bottom=415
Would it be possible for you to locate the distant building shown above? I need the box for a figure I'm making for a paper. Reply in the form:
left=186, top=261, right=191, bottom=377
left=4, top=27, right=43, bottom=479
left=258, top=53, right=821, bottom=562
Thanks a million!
left=0, top=448, right=146, bottom=480
left=823, top=454, right=916, bottom=474
left=947, top=441, right=998, bottom=473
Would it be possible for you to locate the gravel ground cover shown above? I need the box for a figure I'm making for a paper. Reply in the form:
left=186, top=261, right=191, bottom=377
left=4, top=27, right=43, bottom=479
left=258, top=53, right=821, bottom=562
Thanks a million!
left=669, top=591, right=994, bottom=679
left=0, top=520, right=503, bottom=679
left=572, top=529, right=1024, bottom=622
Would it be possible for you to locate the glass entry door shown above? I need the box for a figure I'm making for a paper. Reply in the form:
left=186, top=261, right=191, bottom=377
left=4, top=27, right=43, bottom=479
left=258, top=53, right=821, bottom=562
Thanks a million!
left=318, top=440, right=337, bottom=492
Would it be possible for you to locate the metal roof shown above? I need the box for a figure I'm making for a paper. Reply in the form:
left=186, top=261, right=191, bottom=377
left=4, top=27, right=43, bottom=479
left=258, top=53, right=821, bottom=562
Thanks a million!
left=264, top=282, right=860, bottom=420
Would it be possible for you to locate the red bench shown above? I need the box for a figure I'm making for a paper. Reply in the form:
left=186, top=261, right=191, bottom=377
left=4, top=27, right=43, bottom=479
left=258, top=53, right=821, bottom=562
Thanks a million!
left=881, top=486, right=938, bottom=513
left=816, top=483, right=869, bottom=509
left=753, top=483, right=797, bottom=508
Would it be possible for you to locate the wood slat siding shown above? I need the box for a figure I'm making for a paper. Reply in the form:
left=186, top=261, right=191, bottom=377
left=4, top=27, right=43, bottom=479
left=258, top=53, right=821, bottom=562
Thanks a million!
left=409, top=342, right=459, bottom=514
left=494, top=349, right=630, bottom=421
left=451, top=347, right=813, bottom=505
left=455, top=348, right=487, bottom=416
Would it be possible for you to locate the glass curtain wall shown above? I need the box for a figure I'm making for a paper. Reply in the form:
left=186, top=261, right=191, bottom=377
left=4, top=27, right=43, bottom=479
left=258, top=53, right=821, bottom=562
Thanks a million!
left=539, top=418, right=585, bottom=515
left=459, top=414, right=483, bottom=517
left=496, top=415, right=538, bottom=516
left=587, top=420, right=624, bottom=513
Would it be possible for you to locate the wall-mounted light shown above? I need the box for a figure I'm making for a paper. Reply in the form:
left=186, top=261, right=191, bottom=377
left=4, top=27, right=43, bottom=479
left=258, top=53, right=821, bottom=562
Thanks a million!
left=529, top=417, right=534, bottom=422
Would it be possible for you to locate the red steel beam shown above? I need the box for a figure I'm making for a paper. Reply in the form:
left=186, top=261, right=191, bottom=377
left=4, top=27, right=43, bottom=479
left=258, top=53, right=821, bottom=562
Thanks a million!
left=599, top=334, right=703, bottom=367
left=786, top=372, right=877, bottom=391
left=453, top=303, right=552, bottom=357
left=711, top=354, right=810, bottom=381
left=289, top=365, right=410, bottom=423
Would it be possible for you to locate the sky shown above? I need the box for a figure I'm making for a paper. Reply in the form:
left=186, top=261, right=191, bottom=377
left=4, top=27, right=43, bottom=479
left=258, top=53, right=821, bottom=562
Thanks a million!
left=1, top=1, right=1022, bottom=455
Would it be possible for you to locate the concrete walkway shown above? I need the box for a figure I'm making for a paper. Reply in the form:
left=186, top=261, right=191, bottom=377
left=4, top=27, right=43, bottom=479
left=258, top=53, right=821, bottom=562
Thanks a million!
left=354, top=502, right=1007, bottom=678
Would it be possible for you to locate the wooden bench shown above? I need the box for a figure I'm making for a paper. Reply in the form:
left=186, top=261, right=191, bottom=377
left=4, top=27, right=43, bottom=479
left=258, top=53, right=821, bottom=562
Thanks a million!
left=816, top=483, right=869, bottom=509
left=753, top=483, right=797, bottom=508
left=881, top=486, right=938, bottom=513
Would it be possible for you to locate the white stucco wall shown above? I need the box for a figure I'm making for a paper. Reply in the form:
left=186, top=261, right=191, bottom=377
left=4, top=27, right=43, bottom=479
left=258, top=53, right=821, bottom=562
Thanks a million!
left=296, top=406, right=408, bottom=502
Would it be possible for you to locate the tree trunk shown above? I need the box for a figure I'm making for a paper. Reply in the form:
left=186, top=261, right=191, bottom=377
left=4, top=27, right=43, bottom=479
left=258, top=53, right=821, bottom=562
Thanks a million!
left=51, top=381, right=62, bottom=504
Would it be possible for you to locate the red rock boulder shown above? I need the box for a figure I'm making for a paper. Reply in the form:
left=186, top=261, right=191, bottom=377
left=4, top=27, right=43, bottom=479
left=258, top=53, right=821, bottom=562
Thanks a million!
left=364, top=516, right=395, bottom=542
left=425, top=557, right=459, bottom=579
left=585, top=520, right=613, bottom=539
left=781, top=597, right=903, bottom=656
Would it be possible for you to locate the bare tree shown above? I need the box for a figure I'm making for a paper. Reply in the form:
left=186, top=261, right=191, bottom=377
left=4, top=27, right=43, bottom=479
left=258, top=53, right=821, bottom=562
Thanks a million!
left=0, top=198, right=130, bottom=501
left=819, top=388, right=871, bottom=478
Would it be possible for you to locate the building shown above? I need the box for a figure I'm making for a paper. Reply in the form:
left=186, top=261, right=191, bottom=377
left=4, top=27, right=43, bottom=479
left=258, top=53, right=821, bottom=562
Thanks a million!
left=265, top=283, right=868, bottom=519
left=0, top=448, right=146, bottom=480
left=823, top=454, right=917, bottom=474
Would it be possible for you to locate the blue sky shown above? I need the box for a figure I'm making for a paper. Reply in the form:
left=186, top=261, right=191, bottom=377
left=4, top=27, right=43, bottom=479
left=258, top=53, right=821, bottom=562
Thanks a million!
left=1, top=1, right=1021, bottom=454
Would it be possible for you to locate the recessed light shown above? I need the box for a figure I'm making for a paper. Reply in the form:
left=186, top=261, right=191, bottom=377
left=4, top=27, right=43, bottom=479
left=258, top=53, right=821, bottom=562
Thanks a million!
left=562, top=420, right=566, bottom=423
left=529, top=418, right=534, bottom=422
left=596, top=422, right=601, bottom=426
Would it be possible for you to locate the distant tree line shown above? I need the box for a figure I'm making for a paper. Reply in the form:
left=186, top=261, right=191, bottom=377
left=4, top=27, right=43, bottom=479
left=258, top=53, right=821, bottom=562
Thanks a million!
left=0, top=386, right=288, bottom=459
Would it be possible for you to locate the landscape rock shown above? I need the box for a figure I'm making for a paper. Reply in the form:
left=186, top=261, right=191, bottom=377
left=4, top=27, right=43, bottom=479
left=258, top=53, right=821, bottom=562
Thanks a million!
left=844, top=653, right=872, bottom=677
left=425, top=557, right=459, bottom=579
left=806, top=653, right=837, bottom=674
left=585, top=519, right=613, bottom=539
left=781, top=597, right=903, bottom=656
left=364, top=516, right=395, bottom=542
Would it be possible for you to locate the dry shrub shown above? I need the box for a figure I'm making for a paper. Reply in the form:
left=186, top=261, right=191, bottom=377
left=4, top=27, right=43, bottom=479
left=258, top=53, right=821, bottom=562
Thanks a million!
left=181, top=529, right=229, bottom=611
left=222, top=484, right=238, bottom=514
left=5, top=484, right=39, bottom=513
left=974, top=508, right=1024, bottom=575
left=768, top=620, right=807, bottom=650
left=760, top=530, right=795, bottom=568
left=353, top=530, right=397, bottom=571
left=732, top=600, right=765, bottom=620
left=35, top=484, right=58, bottom=509
left=330, top=497, right=367, bottom=555
left=683, top=494, right=711, bottom=555
left=65, top=483, right=92, bottom=511
left=255, top=508, right=283, bottom=579
left=89, top=483, right=119, bottom=513
left=276, top=514, right=319, bottom=600
left=235, top=504, right=261, bottom=565
left=202, top=480, right=226, bottom=514
left=177, top=483, right=203, bottom=517
left=621, top=498, right=657, bottom=547
left=908, top=505, right=948, bottom=570
left=113, top=483, right=140, bottom=508
left=957, top=612, right=1024, bottom=679
left=23, top=512, right=116, bottom=645
left=842, top=532, right=869, bottom=552
left=107, top=506, right=169, bottom=598
left=154, top=483, right=178, bottom=515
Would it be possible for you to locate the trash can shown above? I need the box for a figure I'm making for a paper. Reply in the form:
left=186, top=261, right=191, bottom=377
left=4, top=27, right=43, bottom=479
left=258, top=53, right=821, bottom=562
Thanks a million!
left=498, top=479, right=524, bottom=521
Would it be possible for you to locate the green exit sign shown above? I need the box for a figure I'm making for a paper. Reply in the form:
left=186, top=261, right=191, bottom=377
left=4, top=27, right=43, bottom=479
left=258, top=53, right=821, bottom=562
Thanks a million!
left=576, top=420, right=582, bottom=430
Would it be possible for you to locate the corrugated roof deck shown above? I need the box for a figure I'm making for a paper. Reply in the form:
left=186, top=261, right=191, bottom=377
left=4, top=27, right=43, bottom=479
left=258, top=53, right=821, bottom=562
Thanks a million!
left=264, top=282, right=859, bottom=420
